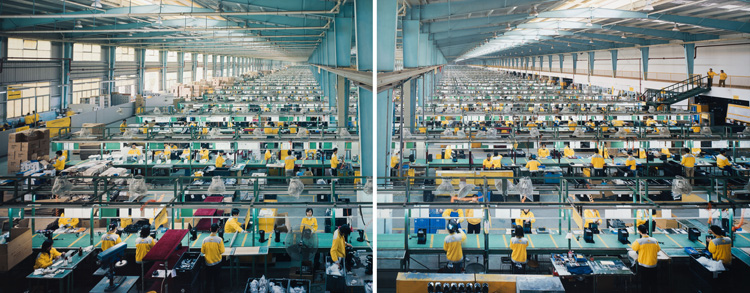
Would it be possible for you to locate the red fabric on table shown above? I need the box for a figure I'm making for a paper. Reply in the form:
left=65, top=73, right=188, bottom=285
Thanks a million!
left=142, top=229, right=188, bottom=262
left=144, top=246, right=188, bottom=281
left=193, top=196, right=224, bottom=231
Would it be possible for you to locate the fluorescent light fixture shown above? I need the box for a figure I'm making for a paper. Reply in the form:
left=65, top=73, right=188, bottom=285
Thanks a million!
left=643, top=0, right=655, bottom=11
left=74, top=20, right=83, bottom=29
left=621, top=33, right=627, bottom=39
left=589, top=39, right=593, bottom=44
left=156, top=16, right=163, bottom=25
left=91, top=0, right=102, bottom=8
left=567, top=43, right=570, bottom=47
left=586, top=19, right=593, bottom=27
left=531, top=7, right=539, bottom=17
left=672, top=23, right=680, bottom=31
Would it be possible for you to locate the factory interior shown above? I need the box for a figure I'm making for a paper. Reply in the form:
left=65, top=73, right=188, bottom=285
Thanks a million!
left=0, top=0, right=373, bottom=292
left=375, top=0, right=750, bottom=292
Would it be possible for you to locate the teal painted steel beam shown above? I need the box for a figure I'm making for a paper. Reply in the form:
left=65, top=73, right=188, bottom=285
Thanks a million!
left=178, top=52, right=185, bottom=83
left=359, top=88, right=373, bottom=177
left=558, top=54, right=564, bottom=70
left=107, top=46, right=116, bottom=96
left=137, top=48, right=145, bottom=95
left=607, top=25, right=717, bottom=42
left=684, top=43, right=695, bottom=77
left=425, top=13, right=529, bottom=34
left=588, top=51, right=595, bottom=75
left=641, top=47, right=649, bottom=80
left=355, top=0, right=373, bottom=177
left=62, top=42, right=73, bottom=108
left=571, top=53, right=578, bottom=73
left=160, top=50, right=167, bottom=91
left=220, top=0, right=334, bottom=12
left=192, top=54, right=198, bottom=82
left=538, top=8, right=647, bottom=19
left=548, top=55, right=552, bottom=71
left=416, top=0, right=553, bottom=21
left=377, top=0, right=398, bottom=71
left=335, top=13, right=353, bottom=67
left=610, top=49, right=618, bottom=77
left=403, top=20, right=420, bottom=68
left=649, top=13, right=750, bottom=34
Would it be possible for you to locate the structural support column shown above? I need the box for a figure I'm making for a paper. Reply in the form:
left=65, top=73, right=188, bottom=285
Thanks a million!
left=177, top=52, right=185, bottom=83
left=683, top=43, right=695, bottom=78
left=106, top=46, right=116, bottom=97
left=61, top=42, right=73, bottom=108
left=192, top=54, right=198, bottom=82
left=337, top=75, right=350, bottom=129
left=220, top=56, right=225, bottom=77
left=571, top=53, right=578, bottom=74
left=548, top=55, right=552, bottom=71
left=558, top=54, right=564, bottom=72
left=136, top=48, right=145, bottom=95
left=355, top=0, right=373, bottom=177
left=640, top=47, right=650, bottom=81
left=0, top=37, right=7, bottom=122
left=610, top=50, right=618, bottom=78
left=588, top=52, right=595, bottom=76
left=160, top=50, right=167, bottom=91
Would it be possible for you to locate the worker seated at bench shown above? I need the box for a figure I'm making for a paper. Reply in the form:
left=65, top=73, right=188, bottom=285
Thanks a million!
left=34, top=239, right=61, bottom=269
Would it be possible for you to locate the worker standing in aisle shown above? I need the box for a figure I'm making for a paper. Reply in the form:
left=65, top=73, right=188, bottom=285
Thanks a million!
left=707, top=68, right=716, bottom=89
left=330, top=147, right=340, bottom=177
left=285, top=151, right=296, bottom=181
left=57, top=212, right=78, bottom=229
left=300, top=208, right=318, bottom=232
left=591, top=152, right=606, bottom=178
left=202, top=223, right=225, bottom=293
left=719, top=70, right=728, bottom=87
left=135, top=227, right=156, bottom=264
left=330, top=224, right=352, bottom=265
left=34, top=239, right=61, bottom=269
left=632, top=224, right=660, bottom=293
left=442, top=208, right=464, bottom=229
left=224, top=208, right=244, bottom=233
left=625, top=151, right=637, bottom=177
left=52, top=150, right=66, bottom=174
left=708, top=225, right=732, bottom=266
left=515, top=209, right=536, bottom=231
left=583, top=196, right=601, bottom=229
left=101, top=223, right=122, bottom=251
left=681, top=148, right=695, bottom=184
left=537, top=144, right=550, bottom=158
left=563, top=143, right=575, bottom=158
left=120, top=119, right=128, bottom=133
left=443, top=220, right=466, bottom=273
left=510, top=227, right=529, bottom=274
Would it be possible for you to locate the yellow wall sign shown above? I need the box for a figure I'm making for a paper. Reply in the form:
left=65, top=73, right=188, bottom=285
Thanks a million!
left=7, top=87, right=21, bottom=100
left=15, top=126, right=30, bottom=132
left=46, top=117, right=71, bottom=137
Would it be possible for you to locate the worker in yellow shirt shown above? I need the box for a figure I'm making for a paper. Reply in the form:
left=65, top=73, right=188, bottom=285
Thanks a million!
left=202, top=223, right=225, bottom=293
left=716, top=149, right=735, bottom=176
left=591, top=153, right=606, bottom=178
left=214, top=151, right=227, bottom=168
left=625, top=151, right=637, bottom=176
left=52, top=150, right=67, bottom=173
left=708, top=225, right=732, bottom=265
left=390, top=150, right=400, bottom=169
left=199, top=147, right=210, bottom=161
left=127, top=143, right=142, bottom=158
left=564, top=143, right=575, bottom=158
left=492, top=154, right=504, bottom=169
left=285, top=152, right=297, bottom=179
left=301, top=208, right=318, bottom=232
left=120, top=119, right=128, bottom=133
left=515, top=209, right=536, bottom=230
left=330, top=148, right=340, bottom=176
left=568, top=119, right=577, bottom=132
left=691, top=147, right=701, bottom=156
left=639, top=149, right=647, bottom=159
left=612, top=120, right=624, bottom=127
left=264, top=149, right=272, bottom=161
left=264, top=121, right=274, bottom=134
left=718, top=70, right=727, bottom=87
left=509, top=228, right=529, bottom=274
left=632, top=224, right=660, bottom=293
left=583, top=196, right=601, bottom=228
left=34, top=239, right=62, bottom=269
left=482, top=154, right=493, bottom=169
left=135, top=227, right=156, bottom=264
left=598, top=145, right=609, bottom=157
left=537, top=145, right=550, bottom=158
left=181, top=148, right=191, bottom=161
left=443, top=220, right=466, bottom=273
left=680, top=148, right=695, bottom=184
left=290, top=123, right=298, bottom=134
left=57, top=212, right=79, bottom=229
left=691, top=121, right=701, bottom=133
left=163, top=144, right=173, bottom=159
left=707, top=68, right=717, bottom=89
left=645, top=117, right=657, bottom=127
left=661, top=147, right=671, bottom=158
left=445, top=145, right=453, bottom=160
left=330, top=224, right=353, bottom=264
left=101, top=224, right=122, bottom=251
left=224, top=208, right=245, bottom=233
left=443, top=209, right=464, bottom=228
left=525, top=155, right=541, bottom=173
left=526, top=118, right=537, bottom=128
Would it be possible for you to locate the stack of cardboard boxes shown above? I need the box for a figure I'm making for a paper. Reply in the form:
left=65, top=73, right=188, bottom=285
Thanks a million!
left=8, top=129, right=51, bottom=173
left=81, top=122, right=105, bottom=139
left=171, top=81, right=214, bottom=99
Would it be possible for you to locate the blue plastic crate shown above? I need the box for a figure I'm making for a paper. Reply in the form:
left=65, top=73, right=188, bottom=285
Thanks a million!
left=414, top=218, right=429, bottom=233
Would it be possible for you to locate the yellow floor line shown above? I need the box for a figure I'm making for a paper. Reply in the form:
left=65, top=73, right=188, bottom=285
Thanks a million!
left=242, top=233, right=248, bottom=247
left=68, top=234, right=87, bottom=247
left=192, top=236, right=201, bottom=247
left=596, top=234, right=609, bottom=248
left=664, top=234, right=683, bottom=248
left=502, top=234, right=508, bottom=248
left=476, top=234, right=480, bottom=249
left=528, top=237, right=535, bottom=248
left=737, top=233, right=750, bottom=243
left=429, top=235, right=434, bottom=248
left=549, top=234, right=559, bottom=248
left=572, top=235, right=582, bottom=248
left=123, top=234, right=133, bottom=243
left=95, top=240, right=102, bottom=247
left=53, top=234, right=61, bottom=239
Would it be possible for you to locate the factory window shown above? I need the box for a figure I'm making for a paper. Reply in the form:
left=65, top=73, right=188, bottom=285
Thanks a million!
left=197, top=54, right=203, bottom=63
left=7, top=38, right=52, bottom=60
left=166, top=72, right=178, bottom=90
left=6, top=82, right=51, bottom=118
left=145, top=49, right=159, bottom=62
left=73, top=43, right=101, bottom=61
left=115, top=75, right=136, bottom=94
left=167, top=51, right=178, bottom=62
left=207, top=70, right=213, bottom=78
left=116, top=47, right=135, bottom=62
left=72, top=78, right=101, bottom=104
left=184, top=53, right=192, bottom=62
left=184, top=73, right=193, bottom=84
left=144, top=70, right=160, bottom=93
left=197, top=67, right=204, bottom=80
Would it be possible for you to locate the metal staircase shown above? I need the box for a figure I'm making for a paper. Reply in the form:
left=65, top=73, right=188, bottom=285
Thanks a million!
left=643, top=74, right=710, bottom=107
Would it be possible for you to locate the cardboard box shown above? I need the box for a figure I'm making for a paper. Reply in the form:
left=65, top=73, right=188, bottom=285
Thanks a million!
left=8, top=132, right=27, bottom=143
left=301, top=171, right=314, bottom=185
left=82, top=123, right=105, bottom=137
left=0, top=228, right=32, bottom=271
left=274, top=212, right=289, bottom=233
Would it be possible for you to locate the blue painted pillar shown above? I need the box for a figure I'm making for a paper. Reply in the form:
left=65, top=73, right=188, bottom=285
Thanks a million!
left=571, top=53, right=578, bottom=74
left=684, top=43, right=695, bottom=78
left=588, top=51, right=595, bottom=75
left=548, top=55, right=552, bottom=71
left=136, top=48, right=145, bottom=95
left=335, top=6, right=354, bottom=125
left=160, top=50, right=167, bottom=91
left=106, top=46, right=116, bottom=96
left=403, top=18, right=419, bottom=131
left=532, top=57, right=536, bottom=70
left=377, top=0, right=398, bottom=179
left=558, top=54, right=564, bottom=71
left=640, top=47, right=649, bottom=81
left=610, top=50, right=618, bottom=77
left=177, top=52, right=185, bottom=83
left=220, top=56, right=225, bottom=77
left=355, top=0, right=373, bottom=177
left=0, top=37, right=6, bottom=121
left=212, top=55, right=217, bottom=77
left=61, top=43, right=73, bottom=107
left=192, top=54, right=198, bottom=82
left=539, top=56, right=543, bottom=71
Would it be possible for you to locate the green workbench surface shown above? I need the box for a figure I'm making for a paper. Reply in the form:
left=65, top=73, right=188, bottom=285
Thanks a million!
left=65, top=159, right=359, bottom=170
left=405, top=157, right=725, bottom=169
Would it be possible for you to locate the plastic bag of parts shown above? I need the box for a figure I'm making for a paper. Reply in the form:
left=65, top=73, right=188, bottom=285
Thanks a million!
left=743, top=127, right=750, bottom=136
left=288, top=178, right=304, bottom=199
left=615, top=128, right=629, bottom=138
left=122, top=129, right=136, bottom=139
left=442, top=129, right=454, bottom=136
left=208, top=128, right=221, bottom=138
left=248, top=276, right=268, bottom=293
left=364, top=177, right=373, bottom=195
left=696, top=256, right=725, bottom=271
left=296, top=128, right=309, bottom=138
left=316, top=179, right=327, bottom=185
left=52, top=177, right=74, bottom=196
left=208, top=176, right=227, bottom=194
left=435, top=180, right=455, bottom=196
left=510, top=177, right=534, bottom=202
left=648, top=106, right=657, bottom=113
left=253, top=128, right=264, bottom=137
left=153, top=107, right=161, bottom=114
left=495, top=179, right=505, bottom=193
left=79, top=127, right=92, bottom=138
left=326, top=262, right=342, bottom=276
left=529, top=128, right=541, bottom=138
left=701, top=127, right=712, bottom=136
left=657, top=126, right=671, bottom=137
left=487, top=128, right=498, bottom=138
left=401, top=129, right=414, bottom=139
left=269, top=282, right=285, bottom=293
left=572, top=128, right=585, bottom=137
left=671, top=176, right=692, bottom=200
left=456, top=184, right=477, bottom=198
left=456, top=130, right=466, bottom=138
left=338, top=128, right=351, bottom=138
left=289, top=285, right=308, bottom=293
left=128, top=175, right=148, bottom=195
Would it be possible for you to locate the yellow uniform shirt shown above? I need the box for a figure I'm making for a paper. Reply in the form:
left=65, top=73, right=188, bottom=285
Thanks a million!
left=598, top=147, right=608, bottom=157
left=53, top=156, right=67, bottom=171
left=645, top=119, right=656, bottom=126
left=120, top=122, right=127, bottom=133
left=445, top=146, right=453, bottom=159
left=331, top=154, right=339, bottom=169
left=199, top=149, right=209, bottom=161
left=264, top=150, right=272, bottom=161
left=284, top=156, right=296, bottom=171
left=568, top=121, right=577, bottom=131
left=120, top=218, right=132, bottom=228
left=224, top=218, right=244, bottom=233
left=636, top=209, right=649, bottom=228
left=719, top=73, right=727, bottom=80
left=639, top=149, right=647, bottom=159
left=330, top=229, right=348, bottom=262
left=681, top=154, right=695, bottom=168
left=465, top=209, right=481, bottom=225
left=58, top=213, right=78, bottom=228
left=625, top=156, right=637, bottom=170
left=716, top=154, right=731, bottom=168
left=525, top=160, right=541, bottom=171
left=515, top=211, right=536, bottom=228
left=442, top=209, right=464, bottom=221
left=34, top=248, right=62, bottom=269
left=443, top=231, right=467, bottom=262
left=692, top=147, right=701, bottom=155
left=163, top=145, right=172, bottom=157
left=483, top=158, right=492, bottom=169
left=492, top=155, right=503, bottom=168
left=632, top=236, right=660, bottom=268
left=290, top=125, right=298, bottom=134
left=135, top=236, right=156, bottom=263
left=564, top=147, right=575, bottom=157
left=538, top=148, right=550, bottom=158
left=215, top=156, right=225, bottom=168
left=181, top=149, right=190, bottom=160
left=526, top=122, right=537, bottom=128
left=612, top=120, right=624, bottom=127
left=691, top=125, right=700, bottom=133
left=708, top=236, right=732, bottom=265
left=301, top=217, right=318, bottom=232
left=510, top=237, right=529, bottom=263
left=101, top=232, right=122, bottom=251
left=591, top=155, right=605, bottom=169
left=584, top=209, right=601, bottom=227
left=707, top=71, right=717, bottom=78
left=661, top=148, right=671, bottom=158
left=24, top=115, right=34, bottom=125
left=390, top=155, right=399, bottom=168
left=128, top=149, right=142, bottom=156
left=201, top=233, right=225, bottom=266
